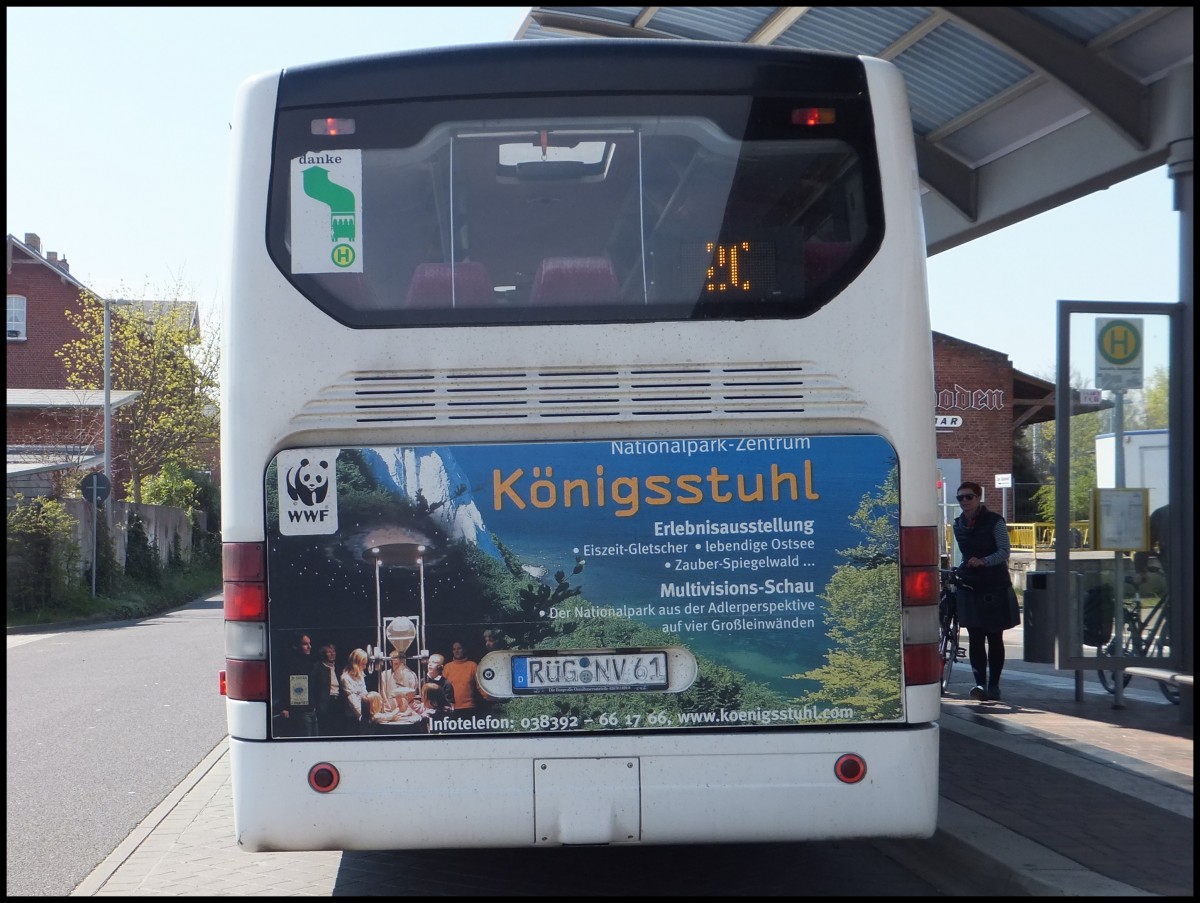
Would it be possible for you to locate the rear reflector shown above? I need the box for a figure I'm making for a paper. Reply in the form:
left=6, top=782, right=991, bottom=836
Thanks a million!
left=309, top=763, right=341, bottom=792
left=834, top=753, right=866, bottom=784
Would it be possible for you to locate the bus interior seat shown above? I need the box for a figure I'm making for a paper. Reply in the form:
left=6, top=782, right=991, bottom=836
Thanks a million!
left=804, top=241, right=853, bottom=288
left=403, top=261, right=494, bottom=308
left=528, top=256, right=619, bottom=305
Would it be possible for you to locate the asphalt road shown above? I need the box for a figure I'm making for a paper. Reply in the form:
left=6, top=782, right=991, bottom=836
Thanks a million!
left=6, top=593, right=227, bottom=897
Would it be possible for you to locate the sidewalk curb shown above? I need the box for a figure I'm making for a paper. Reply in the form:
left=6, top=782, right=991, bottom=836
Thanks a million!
left=71, top=738, right=229, bottom=897
left=879, top=799, right=1153, bottom=896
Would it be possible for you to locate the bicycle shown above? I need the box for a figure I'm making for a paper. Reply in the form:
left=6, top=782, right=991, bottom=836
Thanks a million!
left=938, top=568, right=970, bottom=695
left=1096, top=585, right=1178, bottom=704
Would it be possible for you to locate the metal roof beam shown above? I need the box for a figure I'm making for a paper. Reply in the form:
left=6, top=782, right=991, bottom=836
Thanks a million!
left=631, top=8, right=660, bottom=31
left=746, top=8, right=809, bottom=45
left=941, top=6, right=1150, bottom=150
left=916, top=140, right=978, bottom=223
left=528, top=9, right=677, bottom=40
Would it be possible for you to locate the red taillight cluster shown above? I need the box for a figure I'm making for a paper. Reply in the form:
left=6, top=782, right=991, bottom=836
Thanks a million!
left=222, top=542, right=269, bottom=701
left=899, top=526, right=941, bottom=687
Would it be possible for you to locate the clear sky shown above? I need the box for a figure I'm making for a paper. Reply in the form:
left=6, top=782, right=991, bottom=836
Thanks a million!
left=7, top=7, right=1182, bottom=379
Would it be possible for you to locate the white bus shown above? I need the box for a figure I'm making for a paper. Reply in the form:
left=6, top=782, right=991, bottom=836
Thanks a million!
left=220, top=39, right=942, bottom=851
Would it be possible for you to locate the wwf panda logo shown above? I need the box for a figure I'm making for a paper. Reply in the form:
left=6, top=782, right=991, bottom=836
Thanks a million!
left=285, top=458, right=330, bottom=506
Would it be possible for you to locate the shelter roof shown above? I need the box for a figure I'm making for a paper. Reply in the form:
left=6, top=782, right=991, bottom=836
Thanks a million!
left=516, top=7, right=1192, bottom=255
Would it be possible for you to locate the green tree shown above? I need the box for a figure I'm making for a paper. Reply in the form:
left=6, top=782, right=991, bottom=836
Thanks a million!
left=57, top=289, right=219, bottom=504
left=1141, top=366, right=1169, bottom=429
left=790, top=466, right=904, bottom=720
left=125, top=512, right=161, bottom=586
left=1025, top=369, right=1108, bottom=522
left=89, top=507, right=121, bottom=595
left=1031, top=410, right=1102, bottom=522
left=136, top=461, right=203, bottom=511
left=6, top=495, right=82, bottom=611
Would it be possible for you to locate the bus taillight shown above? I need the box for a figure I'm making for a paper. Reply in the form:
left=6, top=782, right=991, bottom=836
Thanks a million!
left=900, top=526, right=941, bottom=685
left=903, top=640, right=942, bottom=686
left=223, top=542, right=268, bottom=700
left=224, top=658, right=269, bottom=701
left=224, top=542, right=266, bottom=620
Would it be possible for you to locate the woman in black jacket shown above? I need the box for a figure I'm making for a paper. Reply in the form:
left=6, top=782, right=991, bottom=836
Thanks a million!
left=952, top=481, right=1019, bottom=701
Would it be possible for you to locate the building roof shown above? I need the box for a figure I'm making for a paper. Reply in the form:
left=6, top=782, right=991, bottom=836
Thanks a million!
left=516, top=7, right=1192, bottom=256
left=7, top=388, right=142, bottom=409
left=7, top=450, right=104, bottom=478
left=933, top=331, right=1109, bottom=428
left=6, top=232, right=89, bottom=291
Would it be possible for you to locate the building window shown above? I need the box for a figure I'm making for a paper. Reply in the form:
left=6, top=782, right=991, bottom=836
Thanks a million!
left=7, top=294, right=27, bottom=340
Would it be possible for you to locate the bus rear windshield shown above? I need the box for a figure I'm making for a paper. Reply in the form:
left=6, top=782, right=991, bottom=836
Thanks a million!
left=268, top=94, right=883, bottom=328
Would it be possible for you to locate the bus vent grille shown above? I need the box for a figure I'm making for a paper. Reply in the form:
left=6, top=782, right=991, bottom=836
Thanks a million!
left=295, top=363, right=865, bottom=424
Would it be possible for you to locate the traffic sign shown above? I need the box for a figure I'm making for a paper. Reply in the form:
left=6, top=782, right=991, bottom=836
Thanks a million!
left=1095, top=317, right=1143, bottom=390
left=79, top=472, right=111, bottom=504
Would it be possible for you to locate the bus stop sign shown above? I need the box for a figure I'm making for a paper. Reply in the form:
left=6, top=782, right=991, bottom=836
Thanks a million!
left=79, top=472, right=111, bottom=504
left=1095, top=317, right=1143, bottom=390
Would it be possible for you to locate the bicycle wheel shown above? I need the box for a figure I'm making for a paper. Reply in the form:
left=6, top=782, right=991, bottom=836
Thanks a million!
left=939, top=627, right=957, bottom=694
left=1097, top=668, right=1132, bottom=694
left=1097, top=625, right=1138, bottom=695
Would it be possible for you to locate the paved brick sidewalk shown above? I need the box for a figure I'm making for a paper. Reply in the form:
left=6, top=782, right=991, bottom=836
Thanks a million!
left=74, top=743, right=340, bottom=897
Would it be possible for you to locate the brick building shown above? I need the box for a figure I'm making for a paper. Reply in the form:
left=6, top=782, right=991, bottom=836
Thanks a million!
left=7, top=233, right=139, bottom=501
left=931, top=330, right=1094, bottom=529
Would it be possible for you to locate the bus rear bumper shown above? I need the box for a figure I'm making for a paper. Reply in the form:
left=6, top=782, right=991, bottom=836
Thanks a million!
left=228, top=724, right=939, bottom=851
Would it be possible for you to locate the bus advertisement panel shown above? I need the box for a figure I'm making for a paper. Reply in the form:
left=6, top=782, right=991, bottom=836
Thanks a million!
left=267, top=434, right=903, bottom=738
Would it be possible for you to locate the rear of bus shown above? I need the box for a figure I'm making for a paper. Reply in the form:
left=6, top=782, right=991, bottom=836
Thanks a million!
left=220, top=40, right=941, bottom=851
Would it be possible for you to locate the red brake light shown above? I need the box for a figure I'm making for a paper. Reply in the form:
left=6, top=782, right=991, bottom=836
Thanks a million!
left=223, top=542, right=266, bottom=620
left=791, top=107, right=836, bottom=126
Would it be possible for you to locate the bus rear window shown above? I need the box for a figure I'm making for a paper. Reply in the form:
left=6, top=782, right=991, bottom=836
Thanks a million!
left=268, top=96, right=882, bottom=327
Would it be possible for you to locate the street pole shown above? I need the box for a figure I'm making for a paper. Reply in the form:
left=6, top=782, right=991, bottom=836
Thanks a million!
left=103, top=299, right=112, bottom=489
left=91, top=494, right=98, bottom=597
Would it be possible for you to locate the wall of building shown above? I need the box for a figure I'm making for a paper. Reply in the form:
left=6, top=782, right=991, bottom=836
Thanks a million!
left=6, top=235, right=84, bottom=389
left=6, top=407, right=101, bottom=449
left=933, top=333, right=1016, bottom=511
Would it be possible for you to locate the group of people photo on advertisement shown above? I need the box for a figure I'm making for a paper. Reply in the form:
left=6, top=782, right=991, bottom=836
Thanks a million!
left=272, top=627, right=497, bottom=737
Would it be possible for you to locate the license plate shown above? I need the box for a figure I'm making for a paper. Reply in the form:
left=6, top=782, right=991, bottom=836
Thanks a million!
left=511, top=651, right=669, bottom=694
